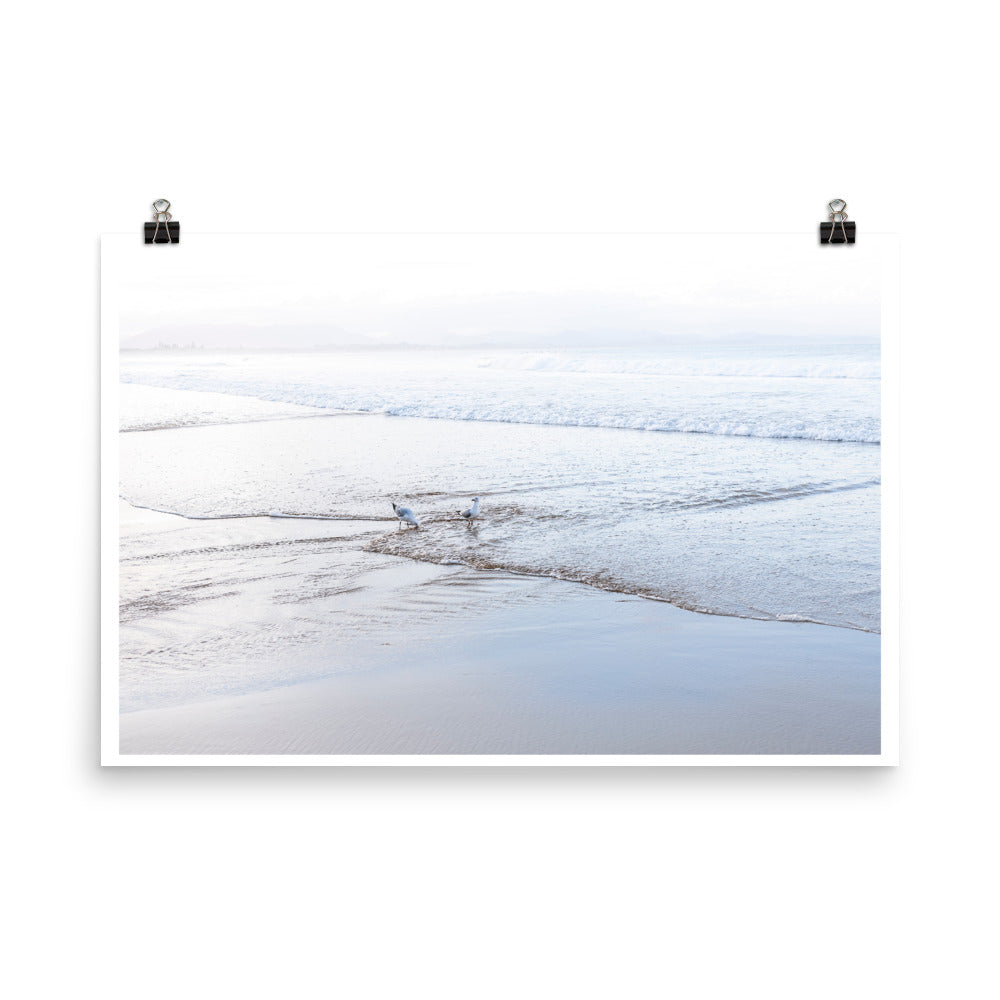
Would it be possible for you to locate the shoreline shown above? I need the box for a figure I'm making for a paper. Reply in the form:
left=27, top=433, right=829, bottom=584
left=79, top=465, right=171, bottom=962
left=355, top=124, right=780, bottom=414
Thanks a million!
left=119, top=502, right=880, bottom=755
left=120, top=408, right=879, bottom=633
left=120, top=498, right=878, bottom=635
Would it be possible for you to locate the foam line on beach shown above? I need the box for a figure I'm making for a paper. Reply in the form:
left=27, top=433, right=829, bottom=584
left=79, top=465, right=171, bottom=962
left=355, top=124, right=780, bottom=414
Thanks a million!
left=121, top=412, right=340, bottom=433
left=362, top=533, right=881, bottom=635
left=664, top=477, right=881, bottom=511
left=121, top=497, right=389, bottom=524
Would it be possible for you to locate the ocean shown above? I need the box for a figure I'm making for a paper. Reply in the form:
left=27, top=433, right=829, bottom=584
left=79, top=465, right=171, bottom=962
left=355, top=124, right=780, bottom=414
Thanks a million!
left=119, top=340, right=880, bottom=659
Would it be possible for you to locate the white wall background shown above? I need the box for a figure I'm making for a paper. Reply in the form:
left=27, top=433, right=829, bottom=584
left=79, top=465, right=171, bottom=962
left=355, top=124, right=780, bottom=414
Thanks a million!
left=2, top=2, right=996, bottom=997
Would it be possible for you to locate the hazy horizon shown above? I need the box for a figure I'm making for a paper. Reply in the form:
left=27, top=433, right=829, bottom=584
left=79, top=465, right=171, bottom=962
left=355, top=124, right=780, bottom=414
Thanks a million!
left=113, top=234, right=882, bottom=350
left=120, top=329, right=881, bottom=352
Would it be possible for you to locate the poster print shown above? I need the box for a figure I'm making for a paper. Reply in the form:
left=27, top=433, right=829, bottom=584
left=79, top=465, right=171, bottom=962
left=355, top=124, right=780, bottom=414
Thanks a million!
left=102, top=235, right=898, bottom=764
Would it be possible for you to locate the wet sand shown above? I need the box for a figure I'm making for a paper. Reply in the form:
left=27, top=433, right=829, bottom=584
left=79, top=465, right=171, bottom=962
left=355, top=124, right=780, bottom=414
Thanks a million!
left=118, top=503, right=880, bottom=756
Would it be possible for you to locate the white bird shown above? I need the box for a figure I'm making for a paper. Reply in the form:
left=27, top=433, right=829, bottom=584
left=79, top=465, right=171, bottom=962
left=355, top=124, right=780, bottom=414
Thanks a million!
left=391, top=502, right=420, bottom=529
left=458, top=496, right=481, bottom=523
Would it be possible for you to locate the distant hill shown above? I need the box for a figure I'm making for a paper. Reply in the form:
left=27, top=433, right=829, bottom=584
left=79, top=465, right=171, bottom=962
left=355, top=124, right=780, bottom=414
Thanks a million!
left=120, top=324, right=361, bottom=350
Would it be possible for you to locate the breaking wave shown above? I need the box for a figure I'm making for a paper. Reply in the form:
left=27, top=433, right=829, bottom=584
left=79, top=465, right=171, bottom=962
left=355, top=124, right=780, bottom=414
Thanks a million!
left=120, top=371, right=880, bottom=444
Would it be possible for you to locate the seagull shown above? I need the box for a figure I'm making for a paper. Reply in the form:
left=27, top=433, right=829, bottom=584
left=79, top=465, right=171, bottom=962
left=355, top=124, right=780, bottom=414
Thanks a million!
left=458, top=496, right=481, bottom=523
left=391, top=502, right=420, bottom=529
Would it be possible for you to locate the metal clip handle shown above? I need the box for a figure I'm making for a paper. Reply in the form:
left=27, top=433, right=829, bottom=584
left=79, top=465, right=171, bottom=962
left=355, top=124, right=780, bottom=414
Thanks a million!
left=827, top=199, right=848, bottom=243
left=151, top=199, right=173, bottom=244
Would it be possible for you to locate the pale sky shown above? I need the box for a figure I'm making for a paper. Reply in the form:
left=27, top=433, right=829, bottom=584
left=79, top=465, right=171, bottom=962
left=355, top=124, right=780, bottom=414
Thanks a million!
left=107, top=234, right=883, bottom=349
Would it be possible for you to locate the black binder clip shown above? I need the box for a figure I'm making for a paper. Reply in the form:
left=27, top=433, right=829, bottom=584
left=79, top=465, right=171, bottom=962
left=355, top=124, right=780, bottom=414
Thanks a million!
left=144, top=199, right=179, bottom=244
left=819, top=199, right=854, bottom=244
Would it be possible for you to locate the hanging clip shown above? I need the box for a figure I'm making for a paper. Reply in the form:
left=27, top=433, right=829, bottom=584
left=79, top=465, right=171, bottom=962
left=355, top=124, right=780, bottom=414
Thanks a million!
left=144, top=199, right=180, bottom=244
left=819, top=199, right=854, bottom=244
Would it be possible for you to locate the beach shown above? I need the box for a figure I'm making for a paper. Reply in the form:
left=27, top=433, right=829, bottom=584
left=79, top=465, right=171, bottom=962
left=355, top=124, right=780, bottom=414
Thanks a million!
left=119, top=503, right=879, bottom=755
left=117, top=347, right=881, bottom=756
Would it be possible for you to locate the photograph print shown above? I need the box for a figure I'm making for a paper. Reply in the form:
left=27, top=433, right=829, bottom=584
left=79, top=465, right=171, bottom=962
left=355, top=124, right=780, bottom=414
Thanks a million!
left=104, top=234, right=892, bottom=761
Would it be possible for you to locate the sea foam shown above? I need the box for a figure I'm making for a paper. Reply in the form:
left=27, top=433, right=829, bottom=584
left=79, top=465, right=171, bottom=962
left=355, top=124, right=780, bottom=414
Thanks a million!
left=121, top=346, right=881, bottom=444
